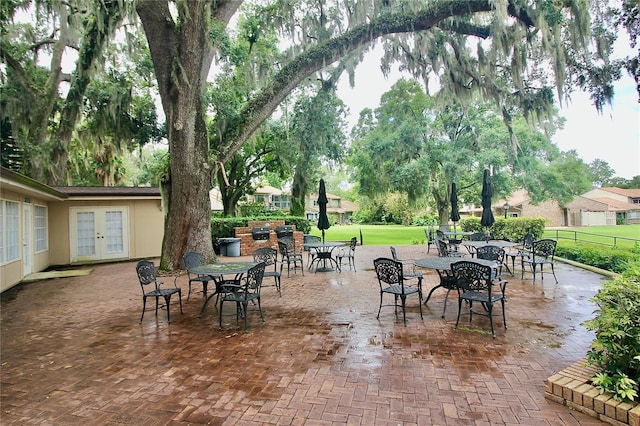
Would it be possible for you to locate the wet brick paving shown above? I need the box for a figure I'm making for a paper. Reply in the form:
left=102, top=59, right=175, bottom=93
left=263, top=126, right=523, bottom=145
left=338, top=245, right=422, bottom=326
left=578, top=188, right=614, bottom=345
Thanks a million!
left=1, top=245, right=607, bottom=425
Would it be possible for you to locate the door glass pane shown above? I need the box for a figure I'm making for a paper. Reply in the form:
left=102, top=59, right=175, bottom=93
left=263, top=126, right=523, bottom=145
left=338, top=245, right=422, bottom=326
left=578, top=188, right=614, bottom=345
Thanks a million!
left=105, top=210, right=123, bottom=254
left=76, top=212, right=95, bottom=256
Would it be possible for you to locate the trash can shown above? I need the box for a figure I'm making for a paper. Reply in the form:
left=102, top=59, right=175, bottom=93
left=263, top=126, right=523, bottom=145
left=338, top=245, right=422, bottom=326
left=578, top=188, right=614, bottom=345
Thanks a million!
left=217, top=237, right=241, bottom=257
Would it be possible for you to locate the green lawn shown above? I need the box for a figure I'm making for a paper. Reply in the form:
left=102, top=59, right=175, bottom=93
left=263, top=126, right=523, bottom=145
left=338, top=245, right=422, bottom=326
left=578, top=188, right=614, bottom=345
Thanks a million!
left=308, top=223, right=640, bottom=249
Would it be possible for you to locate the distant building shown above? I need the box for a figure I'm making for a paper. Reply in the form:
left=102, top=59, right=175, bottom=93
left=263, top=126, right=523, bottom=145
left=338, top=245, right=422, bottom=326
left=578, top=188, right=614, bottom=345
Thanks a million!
left=210, top=185, right=358, bottom=223
left=581, top=187, right=640, bottom=224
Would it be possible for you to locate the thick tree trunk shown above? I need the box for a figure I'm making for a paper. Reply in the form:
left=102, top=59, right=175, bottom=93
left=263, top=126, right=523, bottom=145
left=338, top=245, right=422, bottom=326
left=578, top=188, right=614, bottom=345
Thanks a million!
left=138, top=0, right=221, bottom=269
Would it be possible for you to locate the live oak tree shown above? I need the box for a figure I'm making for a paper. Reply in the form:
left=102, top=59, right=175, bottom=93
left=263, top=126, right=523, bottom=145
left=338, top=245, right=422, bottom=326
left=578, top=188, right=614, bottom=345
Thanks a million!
left=135, top=0, right=629, bottom=269
left=3, top=1, right=630, bottom=269
left=348, top=78, right=592, bottom=224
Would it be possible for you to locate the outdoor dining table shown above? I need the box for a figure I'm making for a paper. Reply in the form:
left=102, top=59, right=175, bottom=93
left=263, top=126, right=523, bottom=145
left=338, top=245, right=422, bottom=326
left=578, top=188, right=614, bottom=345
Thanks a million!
left=460, top=239, right=518, bottom=274
left=303, top=241, right=345, bottom=272
left=441, top=230, right=474, bottom=239
left=191, top=261, right=257, bottom=317
left=414, top=257, right=499, bottom=312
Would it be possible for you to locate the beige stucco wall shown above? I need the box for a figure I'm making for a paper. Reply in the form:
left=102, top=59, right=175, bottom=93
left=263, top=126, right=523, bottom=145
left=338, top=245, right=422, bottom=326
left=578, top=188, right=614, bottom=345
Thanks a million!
left=582, top=188, right=627, bottom=203
left=0, top=187, right=54, bottom=292
left=522, top=199, right=565, bottom=227
left=48, top=198, right=164, bottom=265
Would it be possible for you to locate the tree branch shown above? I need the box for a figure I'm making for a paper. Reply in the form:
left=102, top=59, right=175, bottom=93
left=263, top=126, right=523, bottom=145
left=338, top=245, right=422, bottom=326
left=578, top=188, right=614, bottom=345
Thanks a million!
left=0, top=48, right=37, bottom=98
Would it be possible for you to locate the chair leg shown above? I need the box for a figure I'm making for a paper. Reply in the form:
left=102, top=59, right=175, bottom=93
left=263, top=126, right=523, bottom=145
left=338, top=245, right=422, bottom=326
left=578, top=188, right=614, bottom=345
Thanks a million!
left=487, top=303, right=496, bottom=338
left=455, top=297, right=463, bottom=330
left=163, top=294, right=172, bottom=322
left=377, top=293, right=383, bottom=319
left=400, top=295, right=407, bottom=326
left=140, top=296, right=147, bottom=323
left=441, top=289, right=452, bottom=318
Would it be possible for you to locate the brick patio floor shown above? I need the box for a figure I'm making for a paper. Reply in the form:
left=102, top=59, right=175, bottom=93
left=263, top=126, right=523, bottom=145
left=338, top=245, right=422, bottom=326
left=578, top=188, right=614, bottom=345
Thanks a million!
left=1, top=245, right=607, bottom=425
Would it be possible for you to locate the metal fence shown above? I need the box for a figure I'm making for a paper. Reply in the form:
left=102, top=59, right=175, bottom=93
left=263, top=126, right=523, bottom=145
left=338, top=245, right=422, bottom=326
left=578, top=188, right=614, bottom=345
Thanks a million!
left=545, top=229, right=640, bottom=248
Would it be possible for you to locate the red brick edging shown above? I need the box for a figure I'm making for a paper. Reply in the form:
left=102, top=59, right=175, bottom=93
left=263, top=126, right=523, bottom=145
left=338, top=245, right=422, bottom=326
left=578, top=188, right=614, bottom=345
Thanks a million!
left=546, top=358, right=640, bottom=425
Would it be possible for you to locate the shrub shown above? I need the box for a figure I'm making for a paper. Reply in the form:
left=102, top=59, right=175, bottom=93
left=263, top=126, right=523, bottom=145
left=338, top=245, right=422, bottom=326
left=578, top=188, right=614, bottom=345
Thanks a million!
left=582, top=270, right=640, bottom=402
left=555, top=243, right=640, bottom=274
left=460, top=216, right=545, bottom=241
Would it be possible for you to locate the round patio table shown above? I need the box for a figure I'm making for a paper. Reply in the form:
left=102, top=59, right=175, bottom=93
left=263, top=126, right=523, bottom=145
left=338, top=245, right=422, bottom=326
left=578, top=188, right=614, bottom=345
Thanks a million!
left=191, top=262, right=257, bottom=317
left=303, top=242, right=345, bottom=272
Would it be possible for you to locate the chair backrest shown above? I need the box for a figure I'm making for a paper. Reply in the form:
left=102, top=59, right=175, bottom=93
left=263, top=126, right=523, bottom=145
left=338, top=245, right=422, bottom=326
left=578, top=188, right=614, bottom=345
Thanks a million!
left=424, top=227, right=435, bottom=243
left=253, top=247, right=278, bottom=269
left=469, top=232, right=487, bottom=241
left=436, top=229, right=445, bottom=239
left=533, top=239, right=557, bottom=260
left=373, top=257, right=404, bottom=288
left=183, top=251, right=205, bottom=271
left=522, top=233, right=535, bottom=250
left=348, top=236, right=357, bottom=251
left=475, top=245, right=505, bottom=263
left=278, top=239, right=294, bottom=257
left=389, top=246, right=399, bottom=261
left=451, top=261, right=493, bottom=293
left=307, top=235, right=322, bottom=244
left=244, top=262, right=266, bottom=294
left=136, top=260, right=158, bottom=290
left=436, top=238, right=450, bottom=257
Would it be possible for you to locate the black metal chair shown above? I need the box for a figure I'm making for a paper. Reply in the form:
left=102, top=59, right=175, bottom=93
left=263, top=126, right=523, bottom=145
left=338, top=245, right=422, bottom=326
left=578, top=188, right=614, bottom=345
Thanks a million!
left=436, top=238, right=465, bottom=258
left=278, top=238, right=304, bottom=277
left=389, top=246, right=423, bottom=298
left=305, top=235, right=322, bottom=265
left=424, top=227, right=436, bottom=254
left=373, top=257, right=423, bottom=326
left=475, top=245, right=510, bottom=278
left=136, top=260, right=183, bottom=323
left=182, top=251, right=215, bottom=302
left=521, top=239, right=558, bottom=283
left=219, top=262, right=266, bottom=332
left=336, top=237, right=357, bottom=271
left=451, top=260, right=507, bottom=338
left=466, top=232, right=487, bottom=258
left=506, top=233, right=535, bottom=272
left=253, top=247, right=281, bottom=296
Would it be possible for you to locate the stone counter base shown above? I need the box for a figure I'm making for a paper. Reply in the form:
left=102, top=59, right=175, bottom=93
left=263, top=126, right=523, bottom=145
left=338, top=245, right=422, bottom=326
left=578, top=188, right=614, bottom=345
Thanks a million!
left=546, top=358, right=639, bottom=425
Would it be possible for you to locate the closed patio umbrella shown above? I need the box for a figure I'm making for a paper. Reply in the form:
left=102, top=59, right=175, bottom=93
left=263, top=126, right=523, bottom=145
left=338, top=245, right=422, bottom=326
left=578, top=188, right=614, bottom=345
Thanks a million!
left=450, top=182, right=460, bottom=226
left=480, top=169, right=495, bottom=228
left=317, top=179, right=331, bottom=243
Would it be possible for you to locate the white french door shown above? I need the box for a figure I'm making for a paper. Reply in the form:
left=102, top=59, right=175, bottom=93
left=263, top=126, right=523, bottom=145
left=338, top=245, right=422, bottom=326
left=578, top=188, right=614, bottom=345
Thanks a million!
left=70, top=207, right=129, bottom=262
left=23, top=204, right=33, bottom=275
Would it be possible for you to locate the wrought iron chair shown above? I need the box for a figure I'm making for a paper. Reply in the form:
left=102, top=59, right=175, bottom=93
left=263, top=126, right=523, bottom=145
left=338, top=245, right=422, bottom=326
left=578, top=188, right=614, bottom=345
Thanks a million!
left=218, top=262, right=266, bottom=332
left=278, top=238, right=304, bottom=277
left=466, top=232, right=487, bottom=258
left=136, top=260, right=183, bottom=323
left=424, top=227, right=436, bottom=254
left=475, top=245, right=510, bottom=278
left=182, top=251, right=215, bottom=302
left=389, top=246, right=423, bottom=298
left=253, top=247, right=281, bottom=296
left=305, top=235, right=322, bottom=265
left=521, top=239, right=558, bottom=283
left=451, top=260, right=507, bottom=338
left=373, top=257, right=423, bottom=326
left=436, top=238, right=466, bottom=258
left=505, top=233, right=535, bottom=272
left=336, top=237, right=357, bottom=271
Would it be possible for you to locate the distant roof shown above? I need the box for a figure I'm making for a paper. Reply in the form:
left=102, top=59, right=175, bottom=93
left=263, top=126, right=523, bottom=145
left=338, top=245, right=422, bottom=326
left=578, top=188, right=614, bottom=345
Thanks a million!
left=591, top=197, right=640, bottom=211
left=53, top=186, right=161, bottom=197
left=598, top=187, right=640, bottom=198
left=254, top=185, right=283, bottom=195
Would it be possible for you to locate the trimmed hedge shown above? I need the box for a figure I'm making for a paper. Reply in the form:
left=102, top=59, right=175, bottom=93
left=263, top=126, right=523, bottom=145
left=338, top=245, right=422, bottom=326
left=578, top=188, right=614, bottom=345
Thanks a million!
left=555, top=242, right=640, bottom=274
left=460, top=216, right=546, bottom=242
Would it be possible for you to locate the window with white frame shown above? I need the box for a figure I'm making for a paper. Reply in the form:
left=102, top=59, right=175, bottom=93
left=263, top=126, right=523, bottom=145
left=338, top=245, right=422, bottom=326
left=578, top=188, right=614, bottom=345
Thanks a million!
left=0, top=200, right=20, bottom=264
left=272, top=195, right=290, bottom=210
left=35, top=205, right=48, bottom=252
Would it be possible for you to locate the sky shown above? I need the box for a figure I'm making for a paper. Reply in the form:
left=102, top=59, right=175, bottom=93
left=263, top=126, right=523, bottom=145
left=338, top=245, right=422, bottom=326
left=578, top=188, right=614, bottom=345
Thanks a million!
left=337, top=48, right=640, bottom=180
